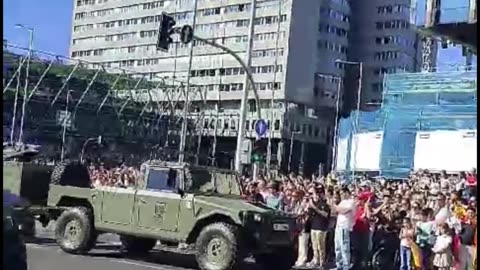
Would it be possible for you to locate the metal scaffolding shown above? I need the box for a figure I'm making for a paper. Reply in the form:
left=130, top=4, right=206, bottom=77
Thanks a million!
left=336, top=65, right=477, bottom=179
left=3, top=43, right=208, bottom=164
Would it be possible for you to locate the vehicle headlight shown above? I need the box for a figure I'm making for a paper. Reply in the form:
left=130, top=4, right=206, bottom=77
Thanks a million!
left=241, top=211, right=263, bottom=223
left=253, top=213, right=262, bottom=222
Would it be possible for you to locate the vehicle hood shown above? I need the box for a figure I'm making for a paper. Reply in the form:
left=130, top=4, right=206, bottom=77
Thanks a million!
left=194, top=195, right=272, bottom=214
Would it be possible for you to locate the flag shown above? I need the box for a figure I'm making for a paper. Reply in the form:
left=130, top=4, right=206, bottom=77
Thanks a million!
left=411, top=242, right=422, bottom=269
left=474, top=227, right=477, bottom=269
left=452, top=234, right=461, bottom=270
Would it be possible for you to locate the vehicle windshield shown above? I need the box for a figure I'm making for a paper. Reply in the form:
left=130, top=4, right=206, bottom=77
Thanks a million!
left=187, top=168, right=243, bottom=196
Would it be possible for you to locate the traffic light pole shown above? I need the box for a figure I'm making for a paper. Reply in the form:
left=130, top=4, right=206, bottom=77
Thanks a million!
left=235, top=0, right=257, bottom=173
left=189, top=35, right=261, bottom=121
left=168, top=4, right=261, bottom=167
left=178, top=0, right=199, bottom=163
left=189, top=34, right=261, bottom=172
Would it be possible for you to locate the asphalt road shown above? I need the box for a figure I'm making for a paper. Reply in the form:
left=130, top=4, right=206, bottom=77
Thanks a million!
left=27, top=242, right=199, bottom=270
left=27, top=221, right=254, bottom=270
left=27, top=221, right=335, bottom=270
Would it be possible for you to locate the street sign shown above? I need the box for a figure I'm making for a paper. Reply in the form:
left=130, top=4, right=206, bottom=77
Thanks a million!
left=180, top=25, right=194, bottom=44
left=255, top=119, right=268, bottom=137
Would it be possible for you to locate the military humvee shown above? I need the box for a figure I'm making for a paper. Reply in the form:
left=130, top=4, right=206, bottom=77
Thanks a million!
left=5, top=158, right=297, bottom=270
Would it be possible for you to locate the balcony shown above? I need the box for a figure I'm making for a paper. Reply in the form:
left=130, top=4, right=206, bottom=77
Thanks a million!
left=413, top=0, right=477, bottom=51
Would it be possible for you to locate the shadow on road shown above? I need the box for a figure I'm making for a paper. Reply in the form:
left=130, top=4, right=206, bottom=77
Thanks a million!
left=25, top=237, right=57, bottom=246
left=89, top=246, right=198, bottom=269
left=90, top=245, right=261, bottom=270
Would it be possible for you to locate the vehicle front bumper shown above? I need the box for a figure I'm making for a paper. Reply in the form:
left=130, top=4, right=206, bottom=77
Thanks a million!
left=242, top=218, right=296, bottom=251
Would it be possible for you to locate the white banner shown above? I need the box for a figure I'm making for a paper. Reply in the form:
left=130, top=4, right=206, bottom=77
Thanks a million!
left=335, top=131, right=384, bottom=171
left=335, top=137, right=349, bottom=171
left=414, top=130, right=477, bottom=172
left=350, top=132, right=384, bottom=171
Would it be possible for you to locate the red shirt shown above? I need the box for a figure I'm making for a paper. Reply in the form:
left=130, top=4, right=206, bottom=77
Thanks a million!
left=353, top=205, right=369, bottom=233
left=467, top=175, right=477, bottom=186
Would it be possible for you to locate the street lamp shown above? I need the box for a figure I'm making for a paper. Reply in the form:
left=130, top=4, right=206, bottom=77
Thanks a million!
left=315, top=74, right=342, bottom=173
left=334, top=59, right=363, bottom=183
left=288, top=130, right=302, bottom=173
left=15, top=24, right=34, bottom=145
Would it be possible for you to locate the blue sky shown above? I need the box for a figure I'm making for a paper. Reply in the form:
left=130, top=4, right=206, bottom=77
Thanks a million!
left=3, top=0, right=73, bottom=56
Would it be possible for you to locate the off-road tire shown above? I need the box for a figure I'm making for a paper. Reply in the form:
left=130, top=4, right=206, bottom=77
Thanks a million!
left=120, top=235, right=156, bottom=255
left=195, top=222, right=243, bottom=270
left=51, top=161, right=91, bottom=188
left=255, top=248, right=296, bottom=270
left=55, top=207, right=96, bottom=254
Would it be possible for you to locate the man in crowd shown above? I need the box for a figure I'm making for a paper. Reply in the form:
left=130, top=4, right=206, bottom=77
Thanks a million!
left=352, top=184, right=372, bottom=269
left=330, top=187, right=356, bottom=270
left=459, top=207, right=476, bottom=270
left=307, top=187, right=330, bottom=268
left=265, top=181, right=283, bottom=210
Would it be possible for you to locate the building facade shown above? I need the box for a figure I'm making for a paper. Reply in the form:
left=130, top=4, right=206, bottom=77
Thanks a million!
left=69, top=0, right=422, bottom=173
left=348, top=0, right=425, bottom=111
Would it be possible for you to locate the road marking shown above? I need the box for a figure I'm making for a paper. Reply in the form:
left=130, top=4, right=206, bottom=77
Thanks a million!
left=26, top=244, right=46, bottom=249
left=115, top=259, right=175, bottom=270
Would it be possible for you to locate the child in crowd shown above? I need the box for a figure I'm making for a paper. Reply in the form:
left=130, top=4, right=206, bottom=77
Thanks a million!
left=432, top=223, right=453, bottom=270
left=399, top=218, right=414, bottom=270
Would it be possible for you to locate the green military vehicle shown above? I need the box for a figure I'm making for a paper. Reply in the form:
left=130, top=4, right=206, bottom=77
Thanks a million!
left=4, top=158, right=296, bottom=270
left=3, top=143, right=89, bottom=236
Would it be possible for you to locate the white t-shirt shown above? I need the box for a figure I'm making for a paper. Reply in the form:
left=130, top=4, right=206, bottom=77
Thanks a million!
left=335, top=198, right=356, bottom=231
left=435, top=206, right=451, bottom=224
left=440, top=178, right=450, bottom=189
left=455, top=180, right=464, bottom=192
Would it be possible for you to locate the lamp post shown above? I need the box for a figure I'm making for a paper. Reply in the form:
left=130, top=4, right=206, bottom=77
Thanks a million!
left=15, top=24, right=34, bottom=146
left=315, top=74, right=342, bottom=173
left=334, top=60, right=363, bottom=183
left=288, top=130, right=302, bottom=173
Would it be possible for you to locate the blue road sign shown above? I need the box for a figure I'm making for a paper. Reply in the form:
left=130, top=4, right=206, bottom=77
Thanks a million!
left=255, top=119, right=268, bottom=137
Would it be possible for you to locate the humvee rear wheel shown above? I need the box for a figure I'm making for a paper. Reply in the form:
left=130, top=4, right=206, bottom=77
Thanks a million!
left=195, top=222, right=243, bottom=270
left=55, top=207, right=96, bottom=254
left=120, top=235, right=156, bottom=255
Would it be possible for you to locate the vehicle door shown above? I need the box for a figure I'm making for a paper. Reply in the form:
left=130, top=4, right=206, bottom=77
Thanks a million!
left=135, top=168, right=182, bottom=232
left=98, top=185, right=136, bottom=226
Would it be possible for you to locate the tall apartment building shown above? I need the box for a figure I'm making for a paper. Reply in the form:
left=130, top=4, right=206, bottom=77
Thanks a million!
left=348, top=0, right=424, bottom=111
left=69, top=0, right=421, bottom=173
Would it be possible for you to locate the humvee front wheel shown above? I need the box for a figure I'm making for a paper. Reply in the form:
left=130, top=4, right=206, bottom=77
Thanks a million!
left=55, top=207, right=96, bottom=254
left=195, top=222, right=243, bottom=270
left=120, top=235, right=156, bottom=255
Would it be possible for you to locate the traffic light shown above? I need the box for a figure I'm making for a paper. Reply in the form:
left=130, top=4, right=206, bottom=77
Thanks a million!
left=251, top=139, right=266, bottom=164
left=156, top=13, right=176, bottom=52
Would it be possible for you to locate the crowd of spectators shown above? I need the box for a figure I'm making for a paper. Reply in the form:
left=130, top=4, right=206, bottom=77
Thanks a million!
left=241, top=169, right=477, bottom=270
left=83, top=158, right=477, bottom=270
left=88, top=163, right=139, bottom=188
